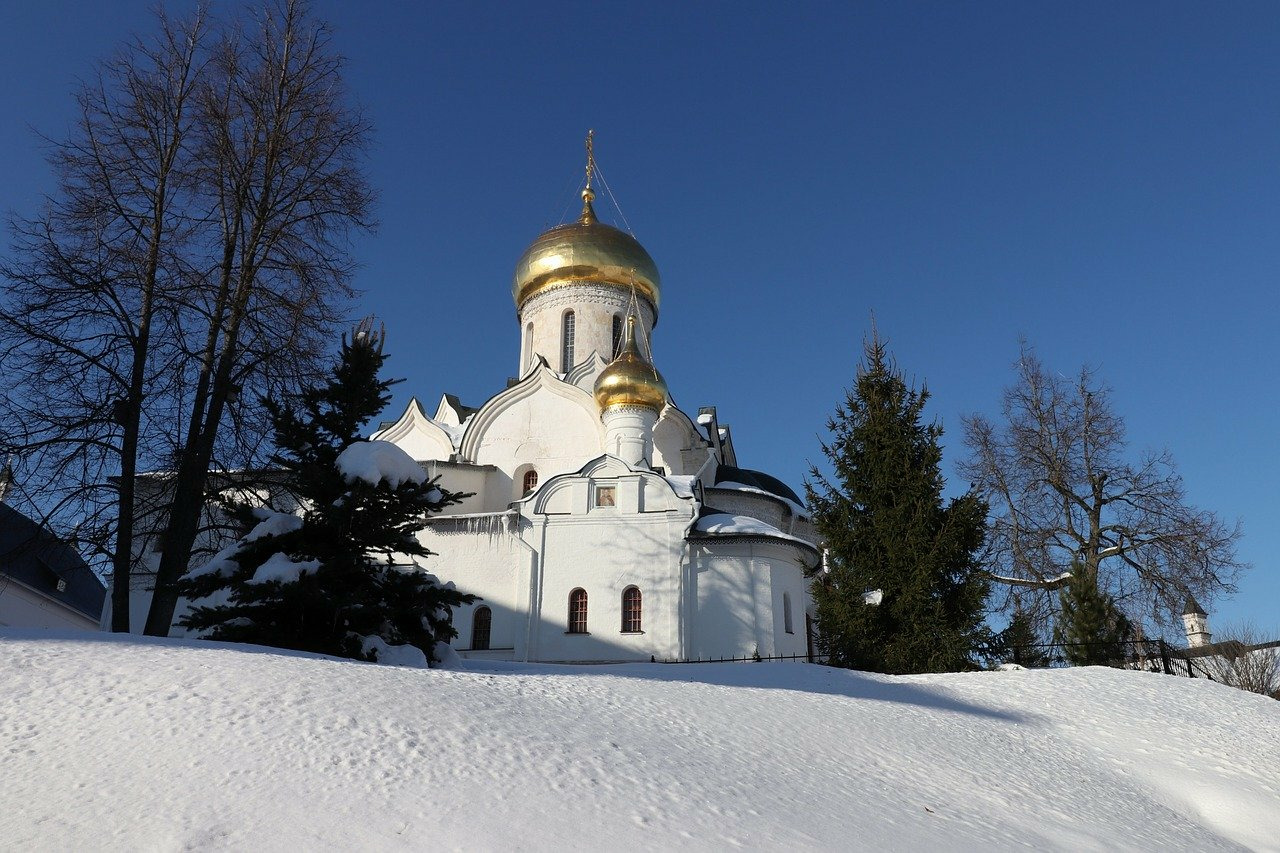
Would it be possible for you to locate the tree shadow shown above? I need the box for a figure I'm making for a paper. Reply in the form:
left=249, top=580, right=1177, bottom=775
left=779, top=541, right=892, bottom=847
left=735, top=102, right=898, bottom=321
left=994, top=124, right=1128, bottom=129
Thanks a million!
left=463, top=658, right=1027, bottom=722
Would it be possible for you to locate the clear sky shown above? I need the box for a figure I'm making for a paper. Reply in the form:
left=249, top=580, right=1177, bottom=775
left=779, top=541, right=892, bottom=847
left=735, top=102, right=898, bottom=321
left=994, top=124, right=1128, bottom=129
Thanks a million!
left=2, top=1, right=1276, bottom=633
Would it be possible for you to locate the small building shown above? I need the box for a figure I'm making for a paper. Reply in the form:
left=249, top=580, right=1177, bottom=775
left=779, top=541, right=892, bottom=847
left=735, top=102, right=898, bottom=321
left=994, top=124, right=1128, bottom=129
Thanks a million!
left=0, top=503, right=105, bottom=631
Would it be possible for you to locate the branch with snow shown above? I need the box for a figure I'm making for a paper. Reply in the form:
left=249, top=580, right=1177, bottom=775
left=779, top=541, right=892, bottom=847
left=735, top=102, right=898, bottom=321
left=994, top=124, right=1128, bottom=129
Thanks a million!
left=984, top=571, right=1072, bottom=590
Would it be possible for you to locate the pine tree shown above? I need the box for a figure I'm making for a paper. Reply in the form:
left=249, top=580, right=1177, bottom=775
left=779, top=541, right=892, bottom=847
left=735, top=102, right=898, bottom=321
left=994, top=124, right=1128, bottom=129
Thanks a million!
left=995, top=608, right=1050, bottom=668
left=806, top=334, right=990, bottom=673
left=1053, top=564, right=1132, bottom=666
left=177, top=319, right=474, bottom=664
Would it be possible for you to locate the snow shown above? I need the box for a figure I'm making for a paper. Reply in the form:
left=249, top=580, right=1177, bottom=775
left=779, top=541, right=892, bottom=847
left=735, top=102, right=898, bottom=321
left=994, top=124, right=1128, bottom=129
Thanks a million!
left=695, top=512, right=813, bottom=547
left=243, top=508, right=303, bottom=542
left=436, top=416, right=469, bottom=450
left=336, top=440, right=426, bottom=488
left=989, top=570, right=1073, bottom=589
left=361, top=635, right=429, bottom=668
left=663, top=474, right=697, bottom=498
left=183, top=542, right=239, bottom=580
left=862, top=588, right=884, bottom=606
left=714, top=480, right=809, bottom=518
left=3, top=630, right=1279, bottom=851
left=248, top=552, right=321, bottom=585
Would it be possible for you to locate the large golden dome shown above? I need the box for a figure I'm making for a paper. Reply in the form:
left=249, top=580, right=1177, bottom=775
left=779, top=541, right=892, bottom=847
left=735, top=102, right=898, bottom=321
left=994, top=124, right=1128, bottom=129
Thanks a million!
left=593, top=315, right=668, bottom=412
left=513, top=193, right=661, bottom=317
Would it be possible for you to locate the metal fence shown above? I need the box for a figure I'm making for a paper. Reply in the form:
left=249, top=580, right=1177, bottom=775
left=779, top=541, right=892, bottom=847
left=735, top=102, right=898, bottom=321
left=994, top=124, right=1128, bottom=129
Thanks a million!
left=995, top=638, right=1216, bottom=679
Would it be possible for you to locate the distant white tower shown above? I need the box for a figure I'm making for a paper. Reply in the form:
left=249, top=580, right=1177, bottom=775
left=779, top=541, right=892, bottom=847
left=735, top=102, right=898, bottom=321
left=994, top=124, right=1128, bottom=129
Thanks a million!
left=1182, top=596, right=1211, bottom=648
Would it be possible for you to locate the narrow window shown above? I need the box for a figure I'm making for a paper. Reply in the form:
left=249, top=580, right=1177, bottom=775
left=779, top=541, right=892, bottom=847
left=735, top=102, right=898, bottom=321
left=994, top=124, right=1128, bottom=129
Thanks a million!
left=568, top=588, right=588, bottom=633
left=523, top=322, right=534, bottom=372
left=561, top=310, right=576, bottom=372
left=522, top=469, right=538, bottom=496
left=612, top=314, right=623, bottom=358
left=471, top=606, right=492, bottom=651
left=622, top=586, right=642, bottom=633
left=783, top=592, right=794, bottom=634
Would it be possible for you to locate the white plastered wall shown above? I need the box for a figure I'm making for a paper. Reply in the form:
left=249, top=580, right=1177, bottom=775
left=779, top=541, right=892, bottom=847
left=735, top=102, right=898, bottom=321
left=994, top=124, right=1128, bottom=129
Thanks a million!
left=518, top=284, right=656, bottom=375
left=688, top=540, right=812, bottom=660
left=461, top=371, right=604, bottom=509
left=523, top=459, right=693, bottom=662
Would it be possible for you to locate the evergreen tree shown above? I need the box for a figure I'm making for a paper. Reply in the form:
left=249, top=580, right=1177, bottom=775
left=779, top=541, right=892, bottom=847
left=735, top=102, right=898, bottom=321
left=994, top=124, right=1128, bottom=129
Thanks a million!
left=806, top=334, right=990, bottom=673
left=1053, top=564, right=1132, bottom=666
left=177, top=320, right=474, bottom=664
left=993, top=608, right=1051, bottom=668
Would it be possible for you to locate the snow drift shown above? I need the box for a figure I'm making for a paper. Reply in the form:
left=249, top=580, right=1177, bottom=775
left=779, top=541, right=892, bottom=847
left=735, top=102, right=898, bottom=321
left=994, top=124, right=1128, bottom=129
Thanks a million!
left=1, top=630, right=1277, bottom=851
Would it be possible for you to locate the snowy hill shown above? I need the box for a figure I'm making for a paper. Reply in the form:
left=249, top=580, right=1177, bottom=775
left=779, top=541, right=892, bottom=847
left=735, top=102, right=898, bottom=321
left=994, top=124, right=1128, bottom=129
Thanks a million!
left=2, top=631, right=1277, bottom=851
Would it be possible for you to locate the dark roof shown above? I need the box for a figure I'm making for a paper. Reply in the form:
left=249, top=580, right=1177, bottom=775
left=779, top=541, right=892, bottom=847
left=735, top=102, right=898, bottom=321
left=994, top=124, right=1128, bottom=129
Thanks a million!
left=1183, top=595, right=1207, bottom=617
left=0, top=504, right=105, bottom=621
left=440, top=393, right=479, bottom=420
left=713, top=464, right=803, bottom=505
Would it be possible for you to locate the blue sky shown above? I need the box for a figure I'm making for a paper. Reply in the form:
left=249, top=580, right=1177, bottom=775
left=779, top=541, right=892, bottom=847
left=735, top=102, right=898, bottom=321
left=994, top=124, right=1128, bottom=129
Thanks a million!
left=2, top=1, right=1277, bottom=633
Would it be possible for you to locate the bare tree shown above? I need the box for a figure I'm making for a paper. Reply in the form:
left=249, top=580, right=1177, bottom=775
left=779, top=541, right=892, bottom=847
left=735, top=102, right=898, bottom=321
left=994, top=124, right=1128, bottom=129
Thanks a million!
left=1197, top=624, right=1280, bottom=698
left=143, top=0, right=373, bottom=635
left=0, top=0, right=371, bottom=634
left=959, top=344, right=1245, bottom=632
left=0, top=9, right=209, bottom=630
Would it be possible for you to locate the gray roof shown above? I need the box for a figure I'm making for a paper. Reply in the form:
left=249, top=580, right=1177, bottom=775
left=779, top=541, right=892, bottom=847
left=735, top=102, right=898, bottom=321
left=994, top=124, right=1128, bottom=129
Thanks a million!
left=1183, top=595, right=1207, bottom=617
left=0, top=504, right=105, bottom=621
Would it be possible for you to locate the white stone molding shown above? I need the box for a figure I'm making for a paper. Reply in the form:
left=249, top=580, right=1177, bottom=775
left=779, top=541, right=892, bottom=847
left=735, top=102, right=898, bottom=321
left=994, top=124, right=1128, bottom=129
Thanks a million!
left=458, top=362, right=605, bottom=463
left=370, top=396, right=456, bottom=461
left=565, top=351, right=610, bottom=391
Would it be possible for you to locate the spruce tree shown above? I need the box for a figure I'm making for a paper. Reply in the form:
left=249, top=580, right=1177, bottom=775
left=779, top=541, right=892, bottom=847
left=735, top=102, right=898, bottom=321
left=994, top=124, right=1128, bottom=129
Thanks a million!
left=177, top=320, right=475, bottom=664
left=806, top=334, right=990, bottom=673
left=994, top=608, right=1051, bottom=668
left=1053, top=564, right=1132, bottom=666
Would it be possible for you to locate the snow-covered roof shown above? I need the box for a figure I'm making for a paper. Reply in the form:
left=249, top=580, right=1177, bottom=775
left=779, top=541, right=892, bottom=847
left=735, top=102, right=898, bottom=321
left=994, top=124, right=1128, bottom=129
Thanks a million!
left=691, top=511, right=818, bottom=556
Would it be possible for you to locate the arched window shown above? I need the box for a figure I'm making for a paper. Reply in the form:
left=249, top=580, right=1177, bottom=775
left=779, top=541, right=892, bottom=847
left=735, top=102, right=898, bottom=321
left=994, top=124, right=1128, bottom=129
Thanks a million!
left=561, top=310, right=576, bottom=372
left=621, top=586, right=642, bottom=633
left=783, top=592, right=794, bottom=634
left=611, top=314, right=624, bottom=358
left=568, top=588, right=588, bottom=634
left=471, top=606, right=492, bottom=651
left=522, top=469, right=538, bottom=496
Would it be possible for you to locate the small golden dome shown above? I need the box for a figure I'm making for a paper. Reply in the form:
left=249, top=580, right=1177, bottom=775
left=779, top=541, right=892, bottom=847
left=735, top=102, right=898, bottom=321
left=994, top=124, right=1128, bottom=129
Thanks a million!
left=512, top=193, right=662, bottom=318
left=593, top=315, right=668, bottom=412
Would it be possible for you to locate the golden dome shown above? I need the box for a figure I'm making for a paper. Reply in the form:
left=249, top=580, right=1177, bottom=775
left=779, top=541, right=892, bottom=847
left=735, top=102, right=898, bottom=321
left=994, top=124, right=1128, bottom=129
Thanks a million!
left=513, top=193, right=662, bottom=317
left=593, top=315, right=668, bottom=412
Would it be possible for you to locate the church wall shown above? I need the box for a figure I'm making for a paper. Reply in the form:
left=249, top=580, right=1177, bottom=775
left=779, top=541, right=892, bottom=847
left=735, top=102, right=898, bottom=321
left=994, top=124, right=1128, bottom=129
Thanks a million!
left=528, top=509, right=686, bottom=662
left=519, top=285, right=655, bottom=375
left=652, top=411, right=712, bottom=477
left=389, top=425, right=453, bottom=463
left=417, top=517, right=530, bottom=659
left=470, top=392, right=603, bottom=506
left=689, top=541, right=812, bottom=660
left=421, top=462, right=493, bottom=515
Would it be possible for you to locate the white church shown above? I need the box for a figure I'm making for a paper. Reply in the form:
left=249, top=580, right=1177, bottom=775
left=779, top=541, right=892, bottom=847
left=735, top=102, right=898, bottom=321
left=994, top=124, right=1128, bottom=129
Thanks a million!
left=365, top=150, right=821, bottom=664
left=104, top=143, right=821, bottom=664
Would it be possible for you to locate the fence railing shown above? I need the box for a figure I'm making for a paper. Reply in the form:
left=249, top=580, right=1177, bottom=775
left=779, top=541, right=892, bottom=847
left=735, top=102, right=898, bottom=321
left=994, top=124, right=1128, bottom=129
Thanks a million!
left=654, top=652, right=824, bottom=665
left=993, top=638, right=1215, bottom=679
